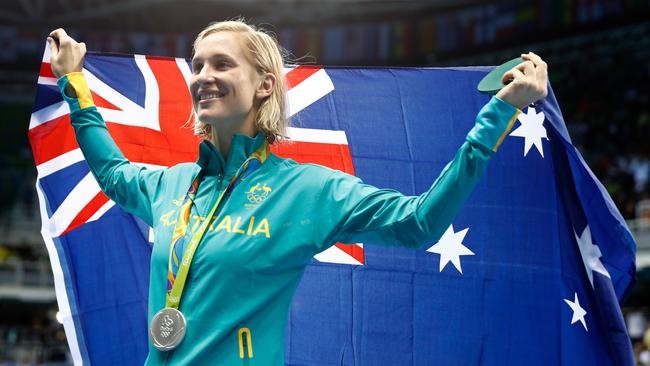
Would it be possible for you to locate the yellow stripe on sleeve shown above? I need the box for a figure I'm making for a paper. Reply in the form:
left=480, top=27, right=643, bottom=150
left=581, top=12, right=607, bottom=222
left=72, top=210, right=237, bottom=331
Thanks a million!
left=492, top=109, right=521, bottom=152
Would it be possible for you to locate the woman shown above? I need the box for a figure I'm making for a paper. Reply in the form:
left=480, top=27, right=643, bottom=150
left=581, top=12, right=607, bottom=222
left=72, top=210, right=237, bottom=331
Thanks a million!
left=48, top=20, right=547, bottom=365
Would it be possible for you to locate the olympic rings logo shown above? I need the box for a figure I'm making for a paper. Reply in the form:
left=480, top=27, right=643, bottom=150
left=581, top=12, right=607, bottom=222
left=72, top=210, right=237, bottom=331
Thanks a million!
left=246, top=183, right=272, bottom=204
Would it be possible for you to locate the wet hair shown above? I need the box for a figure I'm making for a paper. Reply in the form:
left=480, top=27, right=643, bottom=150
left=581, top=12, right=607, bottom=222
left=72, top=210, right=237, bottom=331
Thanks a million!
left=192, top=19, right=287, bottom=144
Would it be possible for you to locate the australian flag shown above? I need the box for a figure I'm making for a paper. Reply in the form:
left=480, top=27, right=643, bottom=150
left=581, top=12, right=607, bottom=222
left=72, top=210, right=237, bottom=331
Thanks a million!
left=29, top=45, right=636, bottom=365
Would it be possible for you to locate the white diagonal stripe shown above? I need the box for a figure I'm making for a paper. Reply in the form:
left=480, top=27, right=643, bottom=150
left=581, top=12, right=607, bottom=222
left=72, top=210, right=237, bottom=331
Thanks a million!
left=286, top=68, right=334, bottom=118
left=82, top=162, right=165, bottom=224
left=314, top=244, right=363, bottom=265
left=42, top=161, right=166, bottom=232
left=36, top=149, right=85, bottom=177
left=87, top=200, right=115, bottom=223
left=83, top=68, right=159, bottom=130
left=134, top=54, right=160, bottom=128
left=30, top=101, right=69, bottom=129
left=48, top=172, right=102, bottom=237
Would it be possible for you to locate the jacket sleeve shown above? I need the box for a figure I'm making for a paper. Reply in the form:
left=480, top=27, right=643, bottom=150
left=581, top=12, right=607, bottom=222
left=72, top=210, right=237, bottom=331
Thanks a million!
left=314, top=96, right=521, bottom=250
left=58, top=72, right=164, bottom=226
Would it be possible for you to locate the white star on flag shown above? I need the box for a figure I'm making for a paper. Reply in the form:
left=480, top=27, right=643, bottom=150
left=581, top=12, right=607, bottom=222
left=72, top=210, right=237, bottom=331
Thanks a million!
left=509, top=106, right=548, bottom=157
left=427, top=225, right=474, bottom=274
left=575, top=225, right=611, bottom=288
left=564, top=292, right=588, bottom=331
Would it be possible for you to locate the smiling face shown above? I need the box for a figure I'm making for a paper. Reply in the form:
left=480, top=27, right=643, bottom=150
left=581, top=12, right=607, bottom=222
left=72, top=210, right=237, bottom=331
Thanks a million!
left=190, top=31, right=262, bottom=135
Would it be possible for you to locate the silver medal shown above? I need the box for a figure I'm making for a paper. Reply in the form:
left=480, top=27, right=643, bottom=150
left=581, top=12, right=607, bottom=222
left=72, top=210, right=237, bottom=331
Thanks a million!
left=149, top=308, right=187, bottom=351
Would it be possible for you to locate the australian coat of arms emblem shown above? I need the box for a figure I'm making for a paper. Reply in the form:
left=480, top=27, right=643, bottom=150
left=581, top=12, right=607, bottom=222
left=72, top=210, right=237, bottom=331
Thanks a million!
left=246, top=183, right=272, bottom=204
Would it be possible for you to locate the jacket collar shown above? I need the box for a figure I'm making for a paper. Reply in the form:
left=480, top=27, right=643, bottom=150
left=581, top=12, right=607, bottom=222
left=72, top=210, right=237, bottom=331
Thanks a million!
left=197, top=133, right=267, bottom=178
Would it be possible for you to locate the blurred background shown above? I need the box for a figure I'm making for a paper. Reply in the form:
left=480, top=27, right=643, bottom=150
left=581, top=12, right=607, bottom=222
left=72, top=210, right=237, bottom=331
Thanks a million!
left=0, top=0, right=649, bottom=364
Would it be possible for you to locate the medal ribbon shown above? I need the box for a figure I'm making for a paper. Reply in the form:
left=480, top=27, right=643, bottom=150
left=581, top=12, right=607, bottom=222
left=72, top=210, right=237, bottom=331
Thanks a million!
left=165, top=141, right=270, bottom=309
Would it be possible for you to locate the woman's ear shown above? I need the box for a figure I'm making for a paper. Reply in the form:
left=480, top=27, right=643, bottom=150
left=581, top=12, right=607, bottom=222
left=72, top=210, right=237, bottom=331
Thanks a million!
left=256, top=72, right=276, bottom=99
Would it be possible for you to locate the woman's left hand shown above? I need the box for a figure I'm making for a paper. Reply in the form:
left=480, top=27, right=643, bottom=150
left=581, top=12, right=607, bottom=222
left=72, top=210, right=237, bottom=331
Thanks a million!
left=495, top=52, right=548, bottom=110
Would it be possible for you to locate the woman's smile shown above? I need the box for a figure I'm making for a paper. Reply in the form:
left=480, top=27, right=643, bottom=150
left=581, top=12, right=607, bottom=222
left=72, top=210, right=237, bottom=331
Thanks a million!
left=197, top=90, right=227, bottom=105
left=198, top=91, right=226, bottom=102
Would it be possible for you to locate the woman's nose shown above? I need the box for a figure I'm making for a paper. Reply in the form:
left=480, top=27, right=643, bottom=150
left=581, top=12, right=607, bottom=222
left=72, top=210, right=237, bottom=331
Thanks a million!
left=196, top=67, right=217, bottom=85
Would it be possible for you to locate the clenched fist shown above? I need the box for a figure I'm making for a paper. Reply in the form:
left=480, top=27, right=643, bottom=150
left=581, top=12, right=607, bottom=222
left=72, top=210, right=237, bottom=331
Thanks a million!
left=47, top=28, right=86, bottom=79
left=496, top=52, right=548, bottom=110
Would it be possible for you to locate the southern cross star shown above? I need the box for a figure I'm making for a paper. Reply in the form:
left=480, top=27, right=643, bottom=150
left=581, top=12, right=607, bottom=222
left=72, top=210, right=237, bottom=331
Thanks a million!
left=575, top=225, right=611, bottom=288
left=427, top=225, right=474, bottom=274
left=564, top=292, right=588, bottom=331
left=509, top=106, right=548, bottom=157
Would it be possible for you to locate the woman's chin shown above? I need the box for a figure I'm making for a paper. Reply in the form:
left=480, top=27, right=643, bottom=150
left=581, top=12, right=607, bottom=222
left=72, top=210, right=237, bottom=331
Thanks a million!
left=196, top=113, right=221, bottom=126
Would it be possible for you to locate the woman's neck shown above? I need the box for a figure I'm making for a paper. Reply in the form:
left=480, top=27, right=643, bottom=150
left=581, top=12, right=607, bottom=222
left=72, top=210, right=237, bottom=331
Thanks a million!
left=209, top=123, right=257, bottom=160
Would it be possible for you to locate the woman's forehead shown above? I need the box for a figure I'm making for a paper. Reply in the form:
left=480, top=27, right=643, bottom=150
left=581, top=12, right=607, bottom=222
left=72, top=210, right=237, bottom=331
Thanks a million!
left=193, top=31, right=247, bottom=60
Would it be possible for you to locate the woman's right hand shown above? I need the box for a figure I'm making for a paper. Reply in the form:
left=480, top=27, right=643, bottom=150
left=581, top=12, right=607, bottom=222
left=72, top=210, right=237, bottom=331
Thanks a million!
left=47, top=28, right=86, bottom=79
left=495, top=52, right=548, bottom=110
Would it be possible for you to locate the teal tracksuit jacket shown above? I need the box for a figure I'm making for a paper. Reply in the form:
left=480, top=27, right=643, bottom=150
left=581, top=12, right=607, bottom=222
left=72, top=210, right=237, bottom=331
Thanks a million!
left=58, top=72, right=520, bottom=365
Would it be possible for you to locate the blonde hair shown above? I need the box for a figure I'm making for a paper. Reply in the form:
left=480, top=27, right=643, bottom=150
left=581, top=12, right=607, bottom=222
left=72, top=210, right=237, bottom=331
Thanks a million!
left=192, top=20, right=287, bottom=144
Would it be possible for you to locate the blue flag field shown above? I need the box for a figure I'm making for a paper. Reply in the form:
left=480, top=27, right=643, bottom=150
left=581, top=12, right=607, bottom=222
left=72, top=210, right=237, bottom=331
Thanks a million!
left=28, top=48, right=637, bottom=365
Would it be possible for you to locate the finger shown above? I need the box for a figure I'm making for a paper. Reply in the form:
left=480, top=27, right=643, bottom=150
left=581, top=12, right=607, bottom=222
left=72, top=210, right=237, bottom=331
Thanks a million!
left=521, top=60, right=535, bottom=77
left=511, top=68, right=526, bottom=81
left=48, top=29, right=63, bottom=52
left=48, top=28, right=68, bottom=42
left=502, top=67, right=525, bottom=84
left=536, top=70, right=548, bottom=93
left=522, top=52, right=547, bottom=71
left=513, top=60, right=533, bottom=75
left=501, top=70, right=513, bottom=84
left=48, top=28, right=61, bottom=38
left=51, top=29, right=75, bottom=49
left=79, top=42, right=87, bottom=54
left=502, top=62, right=524, bottom=83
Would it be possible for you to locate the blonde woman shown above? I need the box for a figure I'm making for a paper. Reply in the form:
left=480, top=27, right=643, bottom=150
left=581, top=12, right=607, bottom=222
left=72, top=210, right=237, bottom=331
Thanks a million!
left=48, top=20, right=547, bottom=365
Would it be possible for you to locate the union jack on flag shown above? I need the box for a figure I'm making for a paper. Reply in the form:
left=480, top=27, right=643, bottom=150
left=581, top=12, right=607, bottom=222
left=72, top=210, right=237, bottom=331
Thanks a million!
left=29, top=45, right=363, bottom=364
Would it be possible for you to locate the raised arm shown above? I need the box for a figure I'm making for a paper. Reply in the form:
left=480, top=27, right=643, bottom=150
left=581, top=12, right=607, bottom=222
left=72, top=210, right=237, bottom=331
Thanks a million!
left=48, top=29, right=164, bottom=226
left=314, top=53, right=548, bottom=250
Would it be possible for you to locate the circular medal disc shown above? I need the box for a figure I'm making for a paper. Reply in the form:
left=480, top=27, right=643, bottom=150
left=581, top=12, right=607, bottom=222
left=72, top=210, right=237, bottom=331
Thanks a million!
left=149, top=308, right=187, bottom=351
left=477, top=57, right=524, bottom=95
